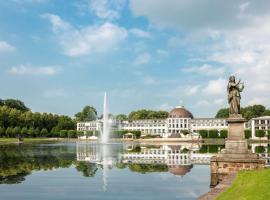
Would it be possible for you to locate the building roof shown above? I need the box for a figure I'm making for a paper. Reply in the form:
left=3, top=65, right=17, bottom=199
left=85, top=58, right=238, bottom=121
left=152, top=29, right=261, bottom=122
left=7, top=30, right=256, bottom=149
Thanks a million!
left=169, top=106, right=194, bottom=119
left=169, top=165, right=193, bottom=176
left=252, top=116, right=270, bottom=120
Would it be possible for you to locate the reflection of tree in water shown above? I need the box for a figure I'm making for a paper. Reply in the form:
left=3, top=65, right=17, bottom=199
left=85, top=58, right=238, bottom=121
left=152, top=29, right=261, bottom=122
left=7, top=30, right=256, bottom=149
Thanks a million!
left=117, top=164, right=168, bottom=174
left=75, top=162, right=98, bottom=177
left=0, top=144, right=98, bottom=184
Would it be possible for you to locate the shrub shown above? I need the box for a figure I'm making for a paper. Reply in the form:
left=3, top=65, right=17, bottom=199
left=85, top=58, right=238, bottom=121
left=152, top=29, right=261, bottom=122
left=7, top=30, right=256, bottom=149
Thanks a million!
left=12, top=127, right=21, bottom=137
left=208, top=145, right=219, bottom=153
left=68, top=130, right=76, bottom=138
left=0, top=127, right=5, bottom=137
left=28, top=127, right=35, bottom=137
left=35, top=127, right=40, bottom=137
left=86, top=131, right=93, bottom=137
left=50, top=127, right=60, bottom=137
left=6, top=127, right=13, bottom=138
left=244, top=129, right=252, bottom=139
left=60, top=130, right=67, bottom=138
left=199, top=145, right=208, bottom=153
left=255, top=130, right=265, bottom=138
left=21, top=127, right=28, bottom=137
left=198, top=130, right=208, bottom=138
left=76, top=131, right=84, bottom=137
left=219, top=130, right=228, bottom=138
left=40, top=128, right=48, bottom=137
left=255, top=146, right=265, bottom=153
left=208, top=130, right=219, bottom=138
left=181, top=130, right=190, bottom=135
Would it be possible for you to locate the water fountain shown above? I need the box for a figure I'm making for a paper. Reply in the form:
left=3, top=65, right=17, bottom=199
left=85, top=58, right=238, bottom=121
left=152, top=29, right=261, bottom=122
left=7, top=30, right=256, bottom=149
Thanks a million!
left=100, top=92, right=111, bottom=144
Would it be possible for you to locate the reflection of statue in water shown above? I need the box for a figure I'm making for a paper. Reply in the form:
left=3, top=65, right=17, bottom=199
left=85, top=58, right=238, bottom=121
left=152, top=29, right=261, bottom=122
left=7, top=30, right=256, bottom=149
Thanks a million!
left=227, top=76, right=244, bottom=116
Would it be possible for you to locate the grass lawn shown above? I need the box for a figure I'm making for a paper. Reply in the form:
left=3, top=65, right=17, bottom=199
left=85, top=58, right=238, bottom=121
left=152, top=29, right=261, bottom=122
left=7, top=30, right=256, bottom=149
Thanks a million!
left=217, top=169, right=270, bottom=200
left=0, top=138, right=61, bottom=144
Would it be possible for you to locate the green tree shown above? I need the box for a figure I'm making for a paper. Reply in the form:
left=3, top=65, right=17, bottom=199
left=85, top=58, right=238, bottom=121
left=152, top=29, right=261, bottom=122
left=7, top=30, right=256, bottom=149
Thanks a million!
left=244, top=129, right=252, bottom=139
left=198, top=130, right=208, bottom=138
left=68, top=130, right=76, bottom=138
left=50, top=127, right=60, bottom=137
left=12, top=127, right=21, bottom=137
left=34, top=127, right=40, bottom=137
left=219, top=130, right=228, bottom=138
left=20, top=127, right=28, bottom=137
left=28, top=127, right=35, bottom=138
left=115, top=114, right=128, bottom=121
left=40, top=128, right=48, bottom=137
left=60, top=130, right=67, bottom=138
left=0, top=127, right=5, bottom=137
left=3, top=99, right=29, bottom=112
left=215, top=108, right=229, bottom=118
left=75, top=106, right=97, bottom=121
left=5, top=127, right=13, bottom=138
left=255, top=146, right=265, bottom=153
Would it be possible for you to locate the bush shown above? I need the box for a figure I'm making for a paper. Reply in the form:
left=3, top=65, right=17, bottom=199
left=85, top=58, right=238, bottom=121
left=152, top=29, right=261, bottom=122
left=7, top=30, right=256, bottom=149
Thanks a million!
left=28, top=127, right=35, bottom=137
left=35, top=127, right=40, bottom=137
left=208, top=145, right=219, bottom=153
left=255, top=130, right=265, bottom=138
left=208, top=130, right=219, bottom=138
left=5, top=127, right=12, bottom=137
left=21, top=127, right=28, bottom=137
left=40, top=128, right=48, bottom=137
left=219, top=130, right=228, bottom=138
left=50, top=127, right=60, bottom=137
left=60, top=130, right=67, bottom=138
left=0, top=127, right=5, bottom=137
left=199, top=145, right=208, bottom=153
left=76, top=131, right=84, bottom=137
left=12, top=127, right=21, bottom=137
left=255, top=146, right=265, bottom=153
left=181, top=130, right=190, bottom=135
left=68, top=130, right=76, bottom=138
left=244, top=129, right=252, bottom=139
left=86, top=131, right=93, bottom=137
left=198, top=130, right=208, bottom=138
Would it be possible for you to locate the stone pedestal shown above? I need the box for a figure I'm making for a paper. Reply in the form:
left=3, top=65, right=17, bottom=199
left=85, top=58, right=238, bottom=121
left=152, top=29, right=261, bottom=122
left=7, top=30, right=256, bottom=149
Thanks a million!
left=210, top=115, right=266, bottom=187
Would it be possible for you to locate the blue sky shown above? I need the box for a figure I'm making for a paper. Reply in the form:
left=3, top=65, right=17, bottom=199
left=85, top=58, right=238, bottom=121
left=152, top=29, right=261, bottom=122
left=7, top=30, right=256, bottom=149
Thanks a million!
left=0, top=0, right=270, bottom=117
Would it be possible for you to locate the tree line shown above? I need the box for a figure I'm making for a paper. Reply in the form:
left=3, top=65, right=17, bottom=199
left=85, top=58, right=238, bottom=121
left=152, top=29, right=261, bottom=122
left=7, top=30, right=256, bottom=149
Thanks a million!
left=0, top=98, right=76, bottom=138
left=215, top=104, right=270, bottom=120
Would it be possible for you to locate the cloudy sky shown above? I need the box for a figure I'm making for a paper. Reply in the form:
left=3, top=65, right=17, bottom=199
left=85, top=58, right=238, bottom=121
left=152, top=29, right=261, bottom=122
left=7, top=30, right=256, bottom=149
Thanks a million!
left=0, top=0, right=269, bottom=117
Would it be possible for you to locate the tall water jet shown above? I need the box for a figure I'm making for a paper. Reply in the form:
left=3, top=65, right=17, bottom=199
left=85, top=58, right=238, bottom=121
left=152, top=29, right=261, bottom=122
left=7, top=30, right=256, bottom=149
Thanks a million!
left=101, top=92, right=110, bottom=143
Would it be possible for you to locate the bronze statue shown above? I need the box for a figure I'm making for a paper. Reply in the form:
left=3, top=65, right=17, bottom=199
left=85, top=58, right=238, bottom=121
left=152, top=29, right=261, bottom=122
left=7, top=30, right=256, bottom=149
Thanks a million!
left=227, top=76, right=244, bottom=116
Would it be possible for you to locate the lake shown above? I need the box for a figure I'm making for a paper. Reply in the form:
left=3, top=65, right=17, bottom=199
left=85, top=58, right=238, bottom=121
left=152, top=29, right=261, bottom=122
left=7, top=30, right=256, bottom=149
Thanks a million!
left=0, top=142, right=268, bottom=200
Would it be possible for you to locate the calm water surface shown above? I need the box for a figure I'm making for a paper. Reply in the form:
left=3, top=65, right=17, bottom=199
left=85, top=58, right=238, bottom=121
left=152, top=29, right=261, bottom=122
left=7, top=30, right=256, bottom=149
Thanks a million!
left=0, top=142, right=225, bottom=200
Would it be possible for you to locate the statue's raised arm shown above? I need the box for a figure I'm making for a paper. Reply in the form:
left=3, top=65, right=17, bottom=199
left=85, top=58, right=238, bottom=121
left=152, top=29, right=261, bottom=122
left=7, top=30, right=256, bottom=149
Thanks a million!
left=227, top=76, right=244, bottom=116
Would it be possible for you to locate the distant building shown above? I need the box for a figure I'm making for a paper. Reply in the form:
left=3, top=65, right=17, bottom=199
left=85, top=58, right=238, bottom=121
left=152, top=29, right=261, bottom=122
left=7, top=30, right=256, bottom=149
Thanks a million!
left=76, top=106, right=232, bottom=138
left=250, top=116, right=270, bottom=139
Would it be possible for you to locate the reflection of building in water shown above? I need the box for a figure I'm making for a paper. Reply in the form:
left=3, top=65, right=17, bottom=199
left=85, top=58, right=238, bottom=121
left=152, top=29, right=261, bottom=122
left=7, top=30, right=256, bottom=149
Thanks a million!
left=121, top=145, right=212, bottom=176
left=76, top=143, right=102, bottom=163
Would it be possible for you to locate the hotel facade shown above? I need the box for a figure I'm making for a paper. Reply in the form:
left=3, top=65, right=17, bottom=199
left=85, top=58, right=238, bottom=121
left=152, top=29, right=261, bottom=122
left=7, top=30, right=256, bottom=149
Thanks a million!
left=77, top=106, right=229, bottom=138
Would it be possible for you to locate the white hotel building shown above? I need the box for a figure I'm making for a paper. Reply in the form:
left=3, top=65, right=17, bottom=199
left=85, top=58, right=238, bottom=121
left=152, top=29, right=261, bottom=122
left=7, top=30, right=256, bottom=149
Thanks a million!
left=77, top=106, right=229, bottom=138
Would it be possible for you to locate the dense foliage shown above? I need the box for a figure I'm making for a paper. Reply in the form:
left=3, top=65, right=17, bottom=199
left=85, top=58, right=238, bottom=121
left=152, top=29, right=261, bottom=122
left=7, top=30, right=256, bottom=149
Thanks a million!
left=0, top=99, right=76, bottom=138
left=127, top=109, right=169, bottom=120
left=215, top=104, right=270, bottom=120
left=75, top=106, right=97, bottom=121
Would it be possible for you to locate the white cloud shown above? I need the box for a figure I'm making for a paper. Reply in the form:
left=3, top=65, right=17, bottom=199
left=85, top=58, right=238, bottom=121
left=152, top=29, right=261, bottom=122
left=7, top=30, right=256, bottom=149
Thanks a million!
left=187, top=85, right=201, bottom=96
left=0, top=41, right=16, bottom=53
left=182, top=64, right=226, bottom=76
left=130, top=28, right=151, bottom=38
left=130, top=0, right=270, bottom=30
left=133, top=52, right=151, bottom=65
left=203, top=78, right=227, bottom=96
left=8, top=65, right=59, bottom=75
left=42, top=13, right=128, bottom=56
left=89, top=0, right=125, bottom=20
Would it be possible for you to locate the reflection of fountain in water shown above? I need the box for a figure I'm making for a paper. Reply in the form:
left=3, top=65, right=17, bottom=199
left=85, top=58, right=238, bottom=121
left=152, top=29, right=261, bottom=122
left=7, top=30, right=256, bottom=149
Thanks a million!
left=101, top=92, right=111, bottom=144
left=101, top=145, right=110, bottom=191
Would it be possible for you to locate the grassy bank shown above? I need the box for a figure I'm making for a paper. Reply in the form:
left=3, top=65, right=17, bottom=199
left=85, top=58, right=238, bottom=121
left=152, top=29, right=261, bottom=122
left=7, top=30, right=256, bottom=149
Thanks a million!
left=217, top=169, right=270, bottom=200
left=0, top=138, right=63, bottom=144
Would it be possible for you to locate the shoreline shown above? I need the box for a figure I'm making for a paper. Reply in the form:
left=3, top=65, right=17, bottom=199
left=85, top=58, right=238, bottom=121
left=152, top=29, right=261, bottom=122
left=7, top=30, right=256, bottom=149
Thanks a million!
left=0, top=137, right=270, bottom=145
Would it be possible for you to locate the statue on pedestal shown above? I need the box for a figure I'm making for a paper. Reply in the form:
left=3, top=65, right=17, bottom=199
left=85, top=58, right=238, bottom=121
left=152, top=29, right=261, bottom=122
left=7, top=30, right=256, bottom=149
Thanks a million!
left=227, top=76, right=244, bottom=116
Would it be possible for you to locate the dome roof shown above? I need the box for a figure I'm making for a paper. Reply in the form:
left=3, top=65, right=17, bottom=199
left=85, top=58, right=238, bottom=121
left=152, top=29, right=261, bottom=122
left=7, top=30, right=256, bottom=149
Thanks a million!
left=169, top=106, right=193, bottom=119
left=169, top=165, right=193, bottom=176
